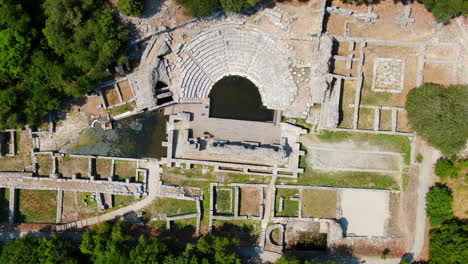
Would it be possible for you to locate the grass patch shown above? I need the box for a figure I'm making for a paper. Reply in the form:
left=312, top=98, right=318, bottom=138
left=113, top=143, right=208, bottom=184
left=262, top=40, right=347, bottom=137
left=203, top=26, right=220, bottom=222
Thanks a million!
left=316, top=131, right=411, bottom=164
left=0, top=188, right=10, bottom=222
left=147, top=197, right=197, bottom=217
left=361, top=83, right=394, bottom=106
left=443, top=177, right=468, bottom=219
left=380, top=109, right=393, bottom=131
left=108, top=101, right=136, bottom=116
left=357, top=107, right=375, bottom=130
left=113, top=195, right=137, bottom=208
left=215, top=187, right=235, bottom=215
left=402, top=168, right=410, bottom=190
left=275, top=188, right=300, bottom=217
left=114, top=160, right=136, bottom=180
left=302, top=190, right=337, bottom=218
left=284, top=170, right=399, bottom=190
left=18, top=190, right=56, bottom=223
left=77, top=192, right=98, bottom=218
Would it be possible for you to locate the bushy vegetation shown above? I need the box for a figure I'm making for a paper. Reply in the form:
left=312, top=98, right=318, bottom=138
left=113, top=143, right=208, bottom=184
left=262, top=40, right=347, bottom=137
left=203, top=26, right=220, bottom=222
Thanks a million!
left=429, top=219, right=468, bottom=264
left=343, top=0, right=467, bottom=23
left=177, top=0, right=260, bottom=17
left=117, top=0, right=144, bottom=17
left=0, top=0, right=128, bottom=129
left=418, top=0, right=468, bottom=24
left=405, top=83, right=468, bottom=156
left=426, top=183, right=453, bottom=227
left=0, top=221, right=243, bottom=264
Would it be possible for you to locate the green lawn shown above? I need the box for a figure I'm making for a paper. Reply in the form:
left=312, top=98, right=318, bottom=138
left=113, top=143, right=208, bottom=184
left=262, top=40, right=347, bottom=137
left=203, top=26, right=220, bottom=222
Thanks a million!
left=215, top=187, right=234, bottom=215
left=18, top=190, right=56, bottom=223
left=108, top=101, right=136, bottom=116
left=316, top=131, right=411, bottom=164
left=114, top=160, right=137, bottom=180
left=302, top=190, right=337, bottom=218
left=275, top=188, right=300, bottom=217
left=147, top=197, right=197, bottom=217
left=113, top=195, right=137, bottom=209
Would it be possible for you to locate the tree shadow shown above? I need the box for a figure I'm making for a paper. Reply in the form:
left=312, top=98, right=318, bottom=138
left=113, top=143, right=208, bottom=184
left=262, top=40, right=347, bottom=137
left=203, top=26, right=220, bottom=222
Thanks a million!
left=141, top=0, right=166, bottom=18
left=212, top=223, right=259, bottom=246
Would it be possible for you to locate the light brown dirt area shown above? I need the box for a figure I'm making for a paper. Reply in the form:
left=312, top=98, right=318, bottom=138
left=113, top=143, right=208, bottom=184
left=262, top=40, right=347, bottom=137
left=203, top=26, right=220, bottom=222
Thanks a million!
left=96, top=158, right=112, bottom=179
left=239, top=187, right=261, bottom=217
left=388, top=193, right=404, bottom=238
left=361, top=44, right=420, bottom=107
left=335, top=40, right=361, bottom=57
left=425, top=44, right=459, bottom=61
left=67, top=96, right=106, bottom=116
left=36, top=154, right=53, bottom=176
left=335, top=238, right=407, bottom=258
left=325, top=12, right=354, bottom=37
left=114, top=160, right=137, bottom=180
left=58, top=156, right=89, bottom=178
left=379, top=109, right=393, bottom=131
left=117, top=80, right=134, bottom=102
left=0, top=131, right=33, bottom=172
left=103, top=86, right=121, bottom=106
left=422, top=63, right=454, bottom=86
left=332, top=58, right=359, bottom=77
left=61, top=191, right=79, bottom=222
left=18, top=189, right=57, bottom=223
left=335, top=1, right=436, bottom=42
left=396, top=109, right=413, bottom=133
left=302, top=189, right=337, bottom=218
left=357, top=107, right=375, bottom=130
left=338, top=79, right=357, bottom=129
left=444, top=177, right=468, bottom=219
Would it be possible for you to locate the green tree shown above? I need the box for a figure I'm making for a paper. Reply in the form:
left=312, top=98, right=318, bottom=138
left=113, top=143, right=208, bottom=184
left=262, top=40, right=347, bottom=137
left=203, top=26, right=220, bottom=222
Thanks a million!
left=435, top=158, right=458, bottom=179
left=426, top=183, right=453, bottom=227
left=405, top=83, right=468, bottom=156
left=117, top=0, right=144, bottom=17
left=429, top=219, right=468, bottom=264
left=177, top=0, right=221, bottom=17
left=197, top=235, right=241, bottom=264
left=0, top=235, right=40, bottom=264
left=220, top=0, right=261, bottom=13
left=37, top=235, right=79, bottom=264
left=418, top=0, right=468, bottom=24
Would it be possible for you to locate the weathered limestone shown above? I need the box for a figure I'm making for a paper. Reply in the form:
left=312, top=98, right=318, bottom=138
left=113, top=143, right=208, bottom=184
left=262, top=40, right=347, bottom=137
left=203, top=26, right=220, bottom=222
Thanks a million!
left=56, top=190, right=63, bottom=223
left=318, top=77, right=341, bottom=129
left=310, top=34, right=333, bottom=104
left=8, top=188, right=16, bottom=224
left=179, top=23, right=298, bottom=110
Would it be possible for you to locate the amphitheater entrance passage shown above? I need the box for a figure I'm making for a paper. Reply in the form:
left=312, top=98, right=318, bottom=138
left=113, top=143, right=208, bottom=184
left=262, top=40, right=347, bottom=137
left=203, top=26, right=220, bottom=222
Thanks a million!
left=208, top=76, right=274, bottom=122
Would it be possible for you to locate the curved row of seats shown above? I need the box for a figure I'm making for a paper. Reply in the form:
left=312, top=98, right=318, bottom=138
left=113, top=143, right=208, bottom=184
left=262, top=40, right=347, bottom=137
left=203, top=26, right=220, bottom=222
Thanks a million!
left=179, top=23, right=297, bottom=109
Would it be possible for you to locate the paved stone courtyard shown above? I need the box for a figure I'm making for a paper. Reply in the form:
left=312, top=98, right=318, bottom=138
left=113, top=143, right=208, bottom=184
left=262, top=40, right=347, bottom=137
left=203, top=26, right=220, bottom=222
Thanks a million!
left=372, top=58, right=405, bottom=92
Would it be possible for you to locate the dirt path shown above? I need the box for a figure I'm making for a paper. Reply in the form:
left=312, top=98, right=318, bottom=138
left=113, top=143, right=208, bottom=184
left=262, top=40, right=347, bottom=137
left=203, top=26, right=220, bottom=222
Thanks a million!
left=411, top=143, right=437, bottom=259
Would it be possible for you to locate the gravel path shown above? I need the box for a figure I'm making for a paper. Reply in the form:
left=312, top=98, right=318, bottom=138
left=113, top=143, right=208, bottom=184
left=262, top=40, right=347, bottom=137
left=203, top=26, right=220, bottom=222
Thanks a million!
left=411, top=143, right=437, bottom=259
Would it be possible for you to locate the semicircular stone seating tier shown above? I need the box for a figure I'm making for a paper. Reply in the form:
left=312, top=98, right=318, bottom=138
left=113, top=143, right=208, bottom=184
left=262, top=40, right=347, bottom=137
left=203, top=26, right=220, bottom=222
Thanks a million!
left=179, top=22, right=298, bottom=110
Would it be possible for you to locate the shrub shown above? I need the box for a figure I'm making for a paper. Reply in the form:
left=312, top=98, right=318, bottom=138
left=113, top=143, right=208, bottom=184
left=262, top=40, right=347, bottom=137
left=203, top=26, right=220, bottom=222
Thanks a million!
left=426, top=183, right=453, bottom=227
left=435, top=158, right=458, bottom=179
left=405, top=83, right=468, bottom=156
left=117, top=0, right=144, bottom=17
left=416, top=154, right=423, bottom=163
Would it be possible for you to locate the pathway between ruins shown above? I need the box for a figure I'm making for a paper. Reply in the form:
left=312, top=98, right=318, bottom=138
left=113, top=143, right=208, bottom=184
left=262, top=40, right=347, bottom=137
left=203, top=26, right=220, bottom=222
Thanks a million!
left=259, top=174, right=278, bottom=250
left=411, top=143, right=437, bottom=259
left=0, top=173, right=144, bottom=196
left=56, top=161, right=161, bottom=231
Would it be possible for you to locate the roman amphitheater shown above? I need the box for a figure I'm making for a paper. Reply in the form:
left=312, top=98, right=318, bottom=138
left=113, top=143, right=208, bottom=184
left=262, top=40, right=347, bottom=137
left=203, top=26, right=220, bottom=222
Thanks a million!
left=0, top=0, right=466, bottom=261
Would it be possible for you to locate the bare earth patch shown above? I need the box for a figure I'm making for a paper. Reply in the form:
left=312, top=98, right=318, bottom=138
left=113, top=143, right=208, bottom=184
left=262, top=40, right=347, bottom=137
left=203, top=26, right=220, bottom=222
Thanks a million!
left=239, top=187, right=261, bottom=217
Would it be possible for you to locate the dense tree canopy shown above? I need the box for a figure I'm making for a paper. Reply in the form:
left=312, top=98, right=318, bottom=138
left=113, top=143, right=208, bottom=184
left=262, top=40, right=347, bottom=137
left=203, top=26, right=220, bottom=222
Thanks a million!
left=426, top=183, right=453, bottom=227
left=0, top=221, right=243, bottom=264
left=405, top=83, right=468, bottom=156
left=0, top=0, right=128, bottom=129
left=429, top=219, right=468, bottom=264
left=418, top=0, right=468, bottom=24
left=177, top=0, right=260, bottom=17
left=117, top=0, right=144, bottom=17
